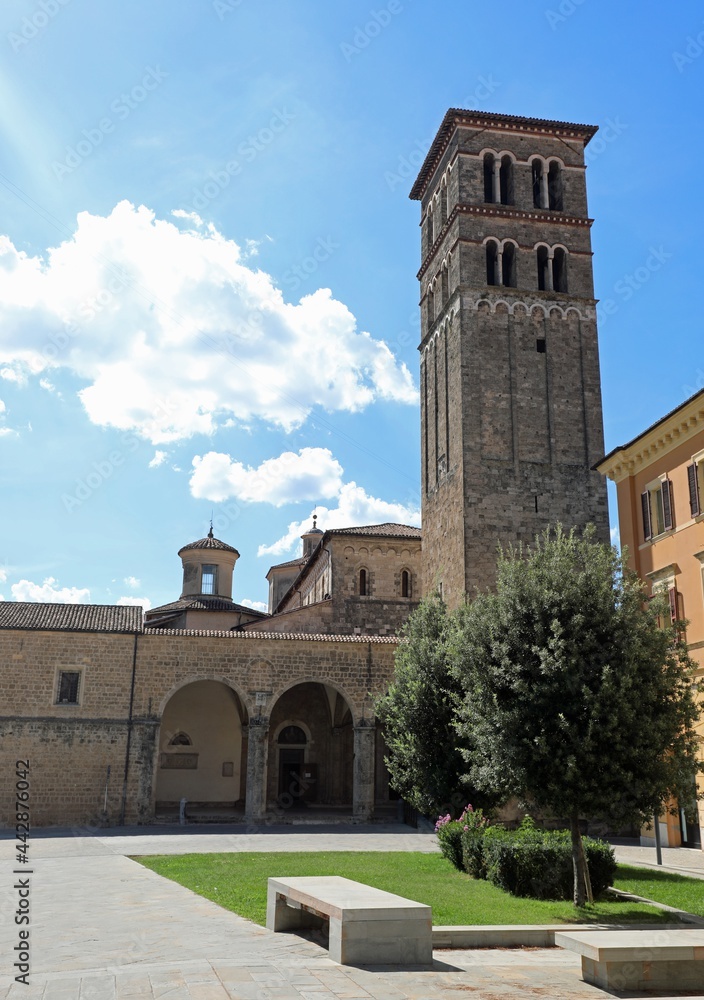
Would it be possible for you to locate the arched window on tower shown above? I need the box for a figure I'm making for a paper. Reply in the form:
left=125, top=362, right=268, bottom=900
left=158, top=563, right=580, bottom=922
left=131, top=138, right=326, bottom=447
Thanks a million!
left=439, top=182, right=448, bottom=227
left=532, top=158, right=544, bottom=209
left=486, top=240, right=500, bottom=286
left=548, top=160, right=563, bottom=210
left=553, top=247, right=568, bottom=292
left=483, top=153, right=495, bottom=203
left=502, top=242, right=517, bottom=287
left=401, top=570, right=411, bottom=599
left=441, top=265, right=449, bottom=306
left=359, top=568, right=368, bottom=596
left=499, top=155, right=513, bottom=205
left=426, top=286, right=435, bottom=329
left=537, top=245, right=551, bottom=291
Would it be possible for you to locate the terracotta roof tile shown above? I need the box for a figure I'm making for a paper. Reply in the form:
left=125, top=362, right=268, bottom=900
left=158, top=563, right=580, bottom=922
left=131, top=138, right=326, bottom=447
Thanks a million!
left=328, top=522, right=421, bottom=538
left=0, top=602, right=143, bottom=633
left=142, top=629, right=398, bottom=642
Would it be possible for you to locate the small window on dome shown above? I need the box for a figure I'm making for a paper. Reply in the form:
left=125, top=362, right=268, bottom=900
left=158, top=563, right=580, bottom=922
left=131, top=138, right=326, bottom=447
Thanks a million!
left=201, top=564, right=217, bottom=595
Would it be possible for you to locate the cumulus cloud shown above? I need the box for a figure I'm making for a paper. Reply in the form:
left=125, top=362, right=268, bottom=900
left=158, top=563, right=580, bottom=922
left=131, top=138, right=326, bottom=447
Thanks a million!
left=11, top=577, right=91, bottom=603
left=117, top=595, right=152, bottom=610
left=240, top=598, right=268, bottom=612
left=149, top=450, right=168, bottom=468
left=258, top=482, right=421, bottom=557
left=123, top=576, right=141, bottom=589
left=610, top=524, right=621, bottom=550
left=0, top=567, right=6, bottom=582
left=190, top=447, right=344, bottom=505
left=0, top=202, right=416, bottom=444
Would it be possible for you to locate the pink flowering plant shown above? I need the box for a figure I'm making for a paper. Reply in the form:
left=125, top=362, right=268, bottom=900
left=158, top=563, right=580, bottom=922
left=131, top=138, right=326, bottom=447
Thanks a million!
left=436, top=803, right=489, bottom=871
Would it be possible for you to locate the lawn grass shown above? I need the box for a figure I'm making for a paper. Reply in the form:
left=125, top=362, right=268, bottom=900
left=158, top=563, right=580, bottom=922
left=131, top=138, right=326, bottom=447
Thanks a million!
left=614, top=864, right=704, bottom=917
left=136, top=851, right=676, bottom=927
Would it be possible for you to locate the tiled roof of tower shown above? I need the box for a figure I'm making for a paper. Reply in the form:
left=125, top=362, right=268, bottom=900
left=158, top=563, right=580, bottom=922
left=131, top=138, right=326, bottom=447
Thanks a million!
left=178, top=533, right=239, bottom=555
left=146, top=597, right=268, bottom=616
left=0, top=603, right=143, bottom=633
left=328, top=523, right=422, bottom=538
left=409, top=108, right=598, bottom=201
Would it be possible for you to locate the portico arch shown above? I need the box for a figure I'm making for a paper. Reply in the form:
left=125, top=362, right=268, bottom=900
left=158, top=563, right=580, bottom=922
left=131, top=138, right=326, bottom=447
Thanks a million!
left=267, top=681, right=354, bottom=810
left=155, top=679, right=247, bottom=810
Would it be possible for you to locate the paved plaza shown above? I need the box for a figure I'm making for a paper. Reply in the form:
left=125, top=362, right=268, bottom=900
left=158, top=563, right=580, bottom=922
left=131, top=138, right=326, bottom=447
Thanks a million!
left=1, top=824, right=703, bottom=999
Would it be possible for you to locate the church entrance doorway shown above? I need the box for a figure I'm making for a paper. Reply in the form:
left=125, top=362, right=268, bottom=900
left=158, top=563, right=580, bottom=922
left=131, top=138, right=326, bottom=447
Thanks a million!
left=268, top=682, right=353, bottom=814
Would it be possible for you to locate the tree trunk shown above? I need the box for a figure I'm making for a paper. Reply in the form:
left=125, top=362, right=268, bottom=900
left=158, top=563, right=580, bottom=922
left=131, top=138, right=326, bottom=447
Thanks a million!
left=570, top=812, right=588, bottom=907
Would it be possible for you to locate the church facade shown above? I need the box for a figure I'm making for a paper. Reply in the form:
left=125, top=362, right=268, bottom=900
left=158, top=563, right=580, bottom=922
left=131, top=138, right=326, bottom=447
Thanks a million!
left=0, top=110, right=610, bottom=829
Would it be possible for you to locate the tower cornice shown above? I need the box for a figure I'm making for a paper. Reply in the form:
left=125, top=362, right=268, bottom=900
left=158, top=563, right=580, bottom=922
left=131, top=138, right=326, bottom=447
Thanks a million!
left=410, top=108, right=598, bottom=201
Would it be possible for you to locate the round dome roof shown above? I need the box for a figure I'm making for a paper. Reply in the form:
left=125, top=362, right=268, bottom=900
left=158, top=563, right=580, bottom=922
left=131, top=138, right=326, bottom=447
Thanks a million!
left=178, top=527, right=240, bottom=556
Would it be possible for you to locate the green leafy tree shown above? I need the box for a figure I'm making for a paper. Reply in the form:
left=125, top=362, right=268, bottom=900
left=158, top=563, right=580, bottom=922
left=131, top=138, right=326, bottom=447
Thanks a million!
left=376, top=597, right=469, bottom=817
left=451, top=525, right=701, bottom=906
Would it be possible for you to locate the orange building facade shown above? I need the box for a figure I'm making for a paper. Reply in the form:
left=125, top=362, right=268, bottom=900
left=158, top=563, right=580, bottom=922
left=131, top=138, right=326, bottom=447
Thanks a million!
left=598, top=387, right=704, bottom=848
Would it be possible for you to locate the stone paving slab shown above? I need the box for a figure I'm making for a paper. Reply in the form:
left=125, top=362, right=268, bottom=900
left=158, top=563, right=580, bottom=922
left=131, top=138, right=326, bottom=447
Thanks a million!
left=4, top=826, right=704, bottom=999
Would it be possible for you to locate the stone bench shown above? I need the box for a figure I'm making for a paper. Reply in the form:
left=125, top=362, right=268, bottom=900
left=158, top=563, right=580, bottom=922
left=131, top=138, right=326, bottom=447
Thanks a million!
left=266, top=875, right=433, bottom=966
left=555, top=928, right=704, bottom=994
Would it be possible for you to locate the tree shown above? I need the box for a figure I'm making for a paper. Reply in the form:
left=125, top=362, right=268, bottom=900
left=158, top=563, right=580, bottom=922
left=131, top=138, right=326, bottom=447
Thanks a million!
left=451, top=525, right=701, bottom=906
left=375, top=597, right=469, bottom=818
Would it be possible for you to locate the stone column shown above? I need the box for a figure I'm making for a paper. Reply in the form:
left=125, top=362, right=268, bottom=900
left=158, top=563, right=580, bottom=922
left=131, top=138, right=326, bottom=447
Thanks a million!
left=352, top=723, right=376, bottom=822
left=492, top=158, right=501, bottom=203
left=540, top=164, right=550, bottom=209
left=245, top=716, right=269, bottom=823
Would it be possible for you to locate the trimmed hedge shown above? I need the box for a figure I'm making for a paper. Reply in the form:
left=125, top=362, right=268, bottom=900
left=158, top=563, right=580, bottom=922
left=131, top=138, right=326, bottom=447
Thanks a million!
left=450, top=819, right=616, bottom=901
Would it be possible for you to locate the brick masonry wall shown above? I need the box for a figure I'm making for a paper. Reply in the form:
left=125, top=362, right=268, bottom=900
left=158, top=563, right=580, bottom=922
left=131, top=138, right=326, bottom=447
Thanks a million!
left=0, top=626, right=400, bottom=827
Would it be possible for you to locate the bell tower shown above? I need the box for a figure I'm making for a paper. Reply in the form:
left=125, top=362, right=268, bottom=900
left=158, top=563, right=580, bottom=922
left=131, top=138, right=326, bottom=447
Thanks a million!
left=410, top=109, right=609, bottom=606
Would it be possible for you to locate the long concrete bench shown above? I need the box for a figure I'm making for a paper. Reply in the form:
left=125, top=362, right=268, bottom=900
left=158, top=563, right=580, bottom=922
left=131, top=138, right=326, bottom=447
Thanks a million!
left=266, top=876, right=433, bottom=966
left=556, top=928, right=704, bottom=993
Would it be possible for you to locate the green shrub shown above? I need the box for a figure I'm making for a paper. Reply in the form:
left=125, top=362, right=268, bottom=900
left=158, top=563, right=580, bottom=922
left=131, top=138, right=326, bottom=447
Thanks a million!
left=480, top=821, right=616, bottom=900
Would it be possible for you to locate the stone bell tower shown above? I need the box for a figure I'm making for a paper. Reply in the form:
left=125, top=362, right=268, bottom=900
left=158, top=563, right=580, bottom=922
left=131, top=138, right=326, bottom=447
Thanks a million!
left=410, top=109, right=609, bottom=606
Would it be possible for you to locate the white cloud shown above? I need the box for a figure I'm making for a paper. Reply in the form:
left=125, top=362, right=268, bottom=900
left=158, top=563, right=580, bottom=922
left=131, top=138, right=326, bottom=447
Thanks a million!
left=240, top=598, right=268, bottom=612
left=123, top=576, right=141, bottom=589
left=0, top=568, right=6, bottom=582
left=190, top=447, right=344, bottom=505
left=117, top=595, right=152, bottom=610
left=149, top=450, right=168, bottom=468
left=39, top=378, right=57, bottom=393
left=0, top=202, right=416, bottom=444
left=610, top=524, right=621, bottom=550
left=258, top=482, right=421, bottom=557
left=11, top=577, right=91, bottom=603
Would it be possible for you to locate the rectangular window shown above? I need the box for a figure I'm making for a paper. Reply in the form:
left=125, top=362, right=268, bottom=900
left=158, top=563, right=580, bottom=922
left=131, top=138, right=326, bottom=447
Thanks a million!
left=57, top=671, right=80, bottom=704
left=201, top=564, right=217, bottom=595
left=688, top=462, right=702, bottom=517
left=641, top=479, right=674, bottom=541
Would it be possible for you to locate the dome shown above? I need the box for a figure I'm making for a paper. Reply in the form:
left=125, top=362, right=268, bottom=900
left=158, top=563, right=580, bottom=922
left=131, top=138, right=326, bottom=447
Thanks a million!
left=178, top=527, right=240, bottom=557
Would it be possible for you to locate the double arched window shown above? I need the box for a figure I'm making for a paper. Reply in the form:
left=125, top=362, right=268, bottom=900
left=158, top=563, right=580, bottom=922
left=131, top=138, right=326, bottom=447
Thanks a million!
left=486, top=240, right=518, bottom=288
left=532, top=157, right=564, bottom=211
left=536, top=244, right=568, bottom=293
left=483, top=152, right=514, bottom=205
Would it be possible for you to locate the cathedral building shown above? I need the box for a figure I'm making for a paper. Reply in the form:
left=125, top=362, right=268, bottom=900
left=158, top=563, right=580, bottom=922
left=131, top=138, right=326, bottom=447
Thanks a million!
left=0, top=110, right=610, bottom=828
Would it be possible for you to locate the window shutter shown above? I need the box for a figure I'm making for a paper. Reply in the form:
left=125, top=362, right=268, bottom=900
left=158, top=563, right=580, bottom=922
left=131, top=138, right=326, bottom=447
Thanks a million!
left=688, top=463, right=701, bottom=517
left=662, top=479, right=674, bottom=531
left=641, top=491, right=652, bottom=541
left=668, top=587, right=678, bottom=623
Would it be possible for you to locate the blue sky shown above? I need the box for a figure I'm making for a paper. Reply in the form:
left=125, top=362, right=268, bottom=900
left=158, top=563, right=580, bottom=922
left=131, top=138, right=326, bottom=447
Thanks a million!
left=0, top=0, right=701, bottom=611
